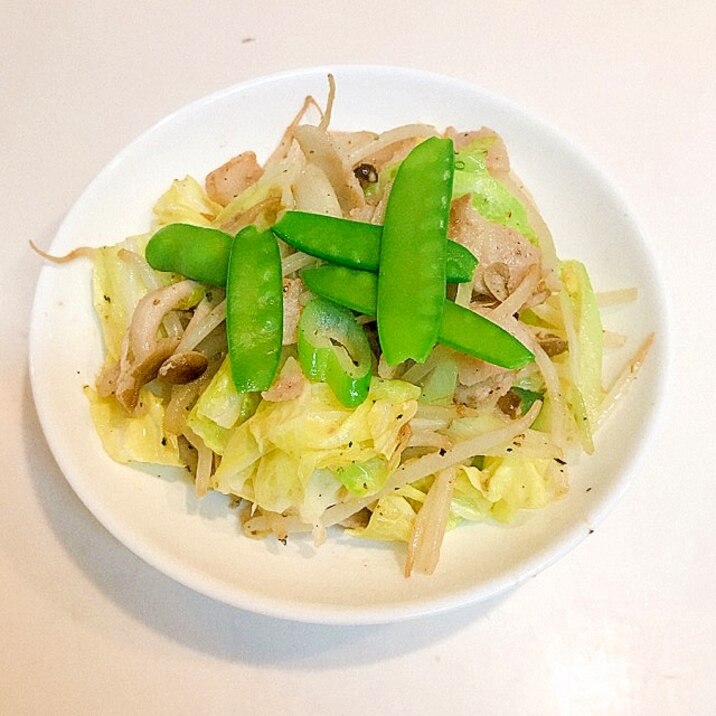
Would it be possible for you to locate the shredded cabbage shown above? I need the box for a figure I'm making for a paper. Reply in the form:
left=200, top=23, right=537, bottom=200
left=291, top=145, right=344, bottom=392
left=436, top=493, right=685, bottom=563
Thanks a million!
left=212, top=378, right=419, bottom=521
left=560, top=260, right=605, bottom=453
left=185, top=357, right=259, bottom=454
left=348, top=494, right=417, bottom=542
left=417, top=347, right=459, bottom=405
left=85, top=386, right=183, bottom=466
left=91, top=233, right=158, bottom=360
left=153, top=176, right=222, bottom=228
left=351, top=455, right=560, bottom=544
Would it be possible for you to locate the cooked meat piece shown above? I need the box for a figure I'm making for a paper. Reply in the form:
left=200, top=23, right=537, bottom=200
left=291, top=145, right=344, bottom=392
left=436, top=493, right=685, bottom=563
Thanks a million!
left=444, top=127, right=510, bottom=172
left=449, top=195, right=542, bottom=301
left=205, top=151, right=263, bottom=206
left=453, top=353, right=515, bottom=409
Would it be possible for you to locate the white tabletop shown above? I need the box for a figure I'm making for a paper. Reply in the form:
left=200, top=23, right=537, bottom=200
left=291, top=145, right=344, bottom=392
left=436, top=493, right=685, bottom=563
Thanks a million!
left=3, top=2, right=714, bottom=713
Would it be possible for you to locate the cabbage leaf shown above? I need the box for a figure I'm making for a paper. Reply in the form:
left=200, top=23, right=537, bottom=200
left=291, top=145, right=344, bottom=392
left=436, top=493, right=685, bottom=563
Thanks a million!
left=91, top=233, right=158, bottom=361
left=453, top=137, right=537, bottom=243
left=185, top=357, right=259, bottom=454
left=211, top=378, right=420, bottom=520
left=85, top=386, right=183, bottom=466
left=560, top=260, right=604, bottom=452
left=153, top=175, right=222, bottom=228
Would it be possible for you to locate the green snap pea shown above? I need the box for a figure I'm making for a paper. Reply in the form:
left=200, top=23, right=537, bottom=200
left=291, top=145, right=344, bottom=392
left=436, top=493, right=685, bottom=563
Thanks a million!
left=302, top=265, right=377, bottom=315
left=272, top=211, right=477, bottom=284
left=301, top=265, right=534, bottom=370
left=146, top=217, right=477, bottom=288
left=145, top=223, right=232, bottom=286
left=438, top=298, right=534, bottom=369
left=377, top=137, right=455, bottom=365
left=273, top=212, right=380, bottom=271
left=226, top=226, right=283, bottom=392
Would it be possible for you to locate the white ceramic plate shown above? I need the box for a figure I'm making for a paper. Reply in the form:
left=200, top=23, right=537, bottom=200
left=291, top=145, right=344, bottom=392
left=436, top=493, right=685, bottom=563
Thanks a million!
left=30, top=66, right=667, bottom=624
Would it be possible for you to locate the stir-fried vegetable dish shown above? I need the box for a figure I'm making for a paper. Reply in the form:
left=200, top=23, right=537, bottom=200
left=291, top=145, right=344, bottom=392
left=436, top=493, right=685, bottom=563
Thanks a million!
left=45, top=77, right=652, bottom=576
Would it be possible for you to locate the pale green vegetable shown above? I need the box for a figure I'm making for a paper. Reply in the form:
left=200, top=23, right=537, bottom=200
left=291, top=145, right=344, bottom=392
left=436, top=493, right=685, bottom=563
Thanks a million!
left=91, top=233, right=156, bottom=361
left=252, top=450, right=303, bottom=514
left=351, top=455, right=561, bottom=543
left=90, top=232, right=203, bottom=362
left=85, top=386, right=183, bottom=466
left=450, top=469, right=494, bottom=521
left=472, top=457, right=556, bottom=522
left=445, top=412, right=506, bottom=441
left=418, top=350, right=459, bottom=405
left=560, top=260, right=604, bottom=453
left=332, top=457, right=389, bottom=496
left=211, top=378, right=419, bottom=519
left=153, top=175, right=222, bottom=228
left=185, top=357, right=259, bottom=454
left=300, top=469, right=344, bottom=526
left=86, top=234, right=189, bottom=466
left=347, top=494, right=417, bottom=542
left=452, top=137, right=538, bottom=243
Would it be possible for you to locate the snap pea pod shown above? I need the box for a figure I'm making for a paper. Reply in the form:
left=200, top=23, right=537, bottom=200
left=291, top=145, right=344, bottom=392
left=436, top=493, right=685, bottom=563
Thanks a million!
left=297, top=297, right=374, bottom=408
left=377, top=137, right=454, bottom=365
left=302, top=265, right=377, bottom=315
left=145, top=223, right=232, bottom=286
left=145, top=216, right=478, bottom=288
left=272, top=211, right=477, bottom=284
left=301, top=265, right=534, bottom=370
left=226, top=226, right=283, bottom=392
